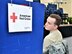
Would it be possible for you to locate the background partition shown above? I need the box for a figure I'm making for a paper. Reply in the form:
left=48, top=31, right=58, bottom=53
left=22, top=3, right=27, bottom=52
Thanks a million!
left=0, top=0, right=45, bottom=54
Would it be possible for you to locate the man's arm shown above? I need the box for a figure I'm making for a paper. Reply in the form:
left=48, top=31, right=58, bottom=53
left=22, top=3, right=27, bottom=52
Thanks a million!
left=43, top=36, right=53, bottom=53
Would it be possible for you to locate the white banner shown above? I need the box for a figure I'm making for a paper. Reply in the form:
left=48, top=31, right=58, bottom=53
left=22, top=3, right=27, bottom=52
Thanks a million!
left=26, top=0, right=33, bottom=2
left=8, top=3, right=32, bottom=32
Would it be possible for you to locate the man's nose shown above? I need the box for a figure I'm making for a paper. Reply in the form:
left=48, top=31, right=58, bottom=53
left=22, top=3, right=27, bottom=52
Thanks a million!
left=44, top=22, right=47, bottom=27
left=45, top=22, right=47, bottom=25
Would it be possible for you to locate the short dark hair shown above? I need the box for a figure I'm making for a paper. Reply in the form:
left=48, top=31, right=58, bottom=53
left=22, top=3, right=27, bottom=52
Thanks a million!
left=49, top=14, right=62, bottom=26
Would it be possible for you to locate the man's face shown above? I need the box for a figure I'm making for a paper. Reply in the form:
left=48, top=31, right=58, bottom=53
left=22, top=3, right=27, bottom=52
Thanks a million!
left=44, top=17, right=57, bottom=31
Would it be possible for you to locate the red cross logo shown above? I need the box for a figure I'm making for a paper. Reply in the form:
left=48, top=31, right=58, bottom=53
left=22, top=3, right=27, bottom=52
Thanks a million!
left=10, top=12, right=17, bottom=23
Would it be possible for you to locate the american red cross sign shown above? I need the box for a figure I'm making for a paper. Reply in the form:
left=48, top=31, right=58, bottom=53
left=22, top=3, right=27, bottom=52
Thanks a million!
left=8, top=3, right=32, bottom=32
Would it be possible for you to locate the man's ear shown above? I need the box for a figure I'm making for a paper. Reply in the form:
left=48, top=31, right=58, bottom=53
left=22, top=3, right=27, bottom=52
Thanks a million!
left=54, top=25, right=58, bottom=29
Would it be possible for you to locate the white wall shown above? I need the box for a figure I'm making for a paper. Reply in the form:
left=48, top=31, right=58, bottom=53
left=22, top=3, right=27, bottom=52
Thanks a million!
left=41, top=0, right=72, bottom=17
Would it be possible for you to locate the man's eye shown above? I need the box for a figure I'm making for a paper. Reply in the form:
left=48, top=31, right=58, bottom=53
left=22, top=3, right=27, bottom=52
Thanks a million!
left=48, top=22, right=51, bottom=24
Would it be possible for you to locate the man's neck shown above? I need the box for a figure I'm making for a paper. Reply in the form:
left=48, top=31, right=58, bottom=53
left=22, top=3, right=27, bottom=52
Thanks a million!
left=50, top=29, right=58, bottom=32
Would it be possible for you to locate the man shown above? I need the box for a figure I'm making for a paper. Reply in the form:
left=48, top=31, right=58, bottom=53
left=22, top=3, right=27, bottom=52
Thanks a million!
left=43, top=14, right=63, bottom=53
